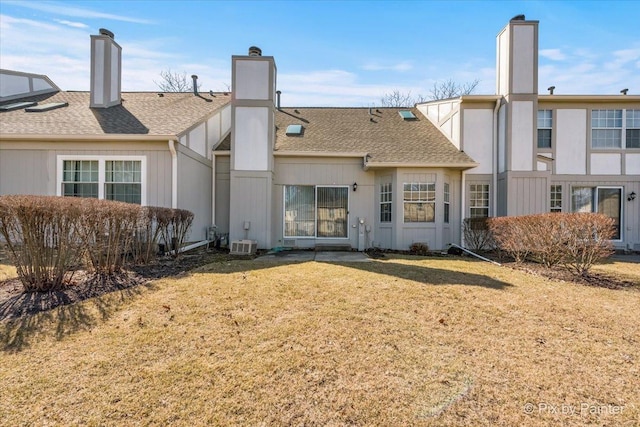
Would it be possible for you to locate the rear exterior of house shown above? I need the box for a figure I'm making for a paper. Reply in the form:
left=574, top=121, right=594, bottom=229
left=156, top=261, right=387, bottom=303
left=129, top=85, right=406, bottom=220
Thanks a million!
left=419, top=17, right=639, bottom=251
left=2, top=18, right=638, bottom=251
left=0, top=30, right=232, bottom=240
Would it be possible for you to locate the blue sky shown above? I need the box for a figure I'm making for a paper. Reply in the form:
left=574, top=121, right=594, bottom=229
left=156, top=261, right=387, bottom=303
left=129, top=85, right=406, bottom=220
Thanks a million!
left=1, top=0, right=639, bottom=106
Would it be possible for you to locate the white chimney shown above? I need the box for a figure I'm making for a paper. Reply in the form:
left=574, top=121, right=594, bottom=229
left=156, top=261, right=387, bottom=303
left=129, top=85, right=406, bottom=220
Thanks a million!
left=90, top=28, right=122, bottom=108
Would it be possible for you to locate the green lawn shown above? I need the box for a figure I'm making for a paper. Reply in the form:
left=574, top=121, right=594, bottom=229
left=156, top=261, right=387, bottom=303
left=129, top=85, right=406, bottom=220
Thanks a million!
left=1, top=256, right=638, bottom=426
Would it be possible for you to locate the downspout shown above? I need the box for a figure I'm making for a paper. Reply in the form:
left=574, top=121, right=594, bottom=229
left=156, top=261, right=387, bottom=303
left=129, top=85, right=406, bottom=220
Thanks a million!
left=168, top=140, right=178, bottom=209
left=492, top=98, right=501, bottom=217
left=211, top=152, right=216, bottom=226
left=461, top=169, right=466, bottom=247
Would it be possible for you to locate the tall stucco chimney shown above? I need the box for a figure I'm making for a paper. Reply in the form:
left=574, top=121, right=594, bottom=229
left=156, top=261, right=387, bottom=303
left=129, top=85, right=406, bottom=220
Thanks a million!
left=90, top=28, right=122, bottom=108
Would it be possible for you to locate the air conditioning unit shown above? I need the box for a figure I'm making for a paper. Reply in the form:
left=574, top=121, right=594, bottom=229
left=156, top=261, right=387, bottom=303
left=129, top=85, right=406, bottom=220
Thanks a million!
left=230, top=239, right=257, bottom=255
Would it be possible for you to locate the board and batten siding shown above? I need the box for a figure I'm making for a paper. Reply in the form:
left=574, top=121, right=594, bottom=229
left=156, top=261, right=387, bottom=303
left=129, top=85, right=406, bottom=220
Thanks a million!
left=273, top=157, right=373, bottom=250
left=213, top=155, right=231, bottom=236
left=176, top=144, right=212, bottom=241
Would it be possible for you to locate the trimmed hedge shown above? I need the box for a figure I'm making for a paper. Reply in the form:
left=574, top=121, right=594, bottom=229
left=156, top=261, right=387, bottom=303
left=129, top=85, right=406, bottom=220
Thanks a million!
left=0, top=196, right=194, bottom=291
left=489, top=213, right=615, bottom=276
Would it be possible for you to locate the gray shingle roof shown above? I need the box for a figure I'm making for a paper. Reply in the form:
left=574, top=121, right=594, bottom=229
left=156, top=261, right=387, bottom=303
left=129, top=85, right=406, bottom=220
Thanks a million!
left=0, top=91, right=230, bottom=137
left=274, top=107, right=476, bottom=166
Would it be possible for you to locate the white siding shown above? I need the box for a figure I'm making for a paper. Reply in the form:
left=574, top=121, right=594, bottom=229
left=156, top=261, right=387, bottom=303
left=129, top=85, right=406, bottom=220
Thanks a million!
left=497, top=29, right=509, bottom=95
left=627, top=154, right=640, bottom=175
left=235, top=60, right=270, bottom=100
left=188, top=123, right=206, bottom=158
left=463, top=109, right=493, bottom=174
left=511, top=101, right=534, bottom=171
left=233, top=107, right=269, bottom=171
left=498, top=105, right=506, bottom=172
left=512, top=25, right=535, bottom=94
left=591, top=153, right=621, bottom=175
left=109, top=46, right=119, bottom=103
left=556, top=109, right=587, bottom=175
left=92, top=39, right=104, bottom=104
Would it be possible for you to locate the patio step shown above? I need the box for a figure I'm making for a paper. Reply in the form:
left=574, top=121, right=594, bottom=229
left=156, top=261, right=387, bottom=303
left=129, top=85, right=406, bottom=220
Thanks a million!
left=315, top=243, right=352, bottom=252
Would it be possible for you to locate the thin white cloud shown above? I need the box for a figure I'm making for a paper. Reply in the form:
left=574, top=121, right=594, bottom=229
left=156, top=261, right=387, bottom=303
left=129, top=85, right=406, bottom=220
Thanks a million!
left=539, top=49, right=566, bottom=61
left=4, top=0, right=153, bottom=24
left=362, top=61, right=413, bottom=72
left=54, top=19, right=88, bottom=29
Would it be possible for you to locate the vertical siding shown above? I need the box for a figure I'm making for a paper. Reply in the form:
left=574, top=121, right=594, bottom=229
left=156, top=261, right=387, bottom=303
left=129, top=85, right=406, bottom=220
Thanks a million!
left=177, top=150, right=212, bottom=241
left=214, top=156, right=231, bottom=234
left=0, top=149, right=52, bottom=195
left=509, top=176, right=548, bottom=215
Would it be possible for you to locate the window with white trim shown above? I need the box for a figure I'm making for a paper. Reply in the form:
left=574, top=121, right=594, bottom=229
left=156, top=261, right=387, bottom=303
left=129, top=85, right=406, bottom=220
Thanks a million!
left=469, top=184, right=489, bottom=218
left=380, top=183, right=392, bottom=223
left=591, top=109, right=640, bottom=149
left=627, top=110, right=640, bottom=148
left=550, top=185, right=562, bottom=213
left=444, top=183, right=450, bottom=223
left=537, top=110, right=552, bottom=148
left=284, top=185, right=348, bottom=238
left=58, top=156, right=146, bottom=205
left=403, top=182, right=435, bottom=223
left=571, top=186, right=622, bottom=240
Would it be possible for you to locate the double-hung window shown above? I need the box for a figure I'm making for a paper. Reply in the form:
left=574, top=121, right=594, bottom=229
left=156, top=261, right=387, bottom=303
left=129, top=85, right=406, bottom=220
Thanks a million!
left=469, top=184, right=489, bottom=218
left=571, top=186, right=622, bottom=240
left=444, top=183, right=450, bottom=223
left=591, top=109, right=640, bottom=149
left=550, top=185, right=562, bottom=213
left=627, top=110, right=640, bottom=148
left=403, top=183, right=435, bottom=223
left=58, top=156, right=146, bottom=205
left=380, top=183, right=392, bottom=223
left=537, top=110, right=552, bottom=148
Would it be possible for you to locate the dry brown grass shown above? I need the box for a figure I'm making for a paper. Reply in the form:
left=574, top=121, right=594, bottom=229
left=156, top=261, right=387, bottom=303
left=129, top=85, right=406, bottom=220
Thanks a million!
left=1, top=255, right=638, bottom=426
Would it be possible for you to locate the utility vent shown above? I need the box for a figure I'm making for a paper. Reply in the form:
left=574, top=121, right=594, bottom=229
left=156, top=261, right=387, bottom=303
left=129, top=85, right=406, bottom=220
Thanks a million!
left=230, top=239, right=257, bottom=255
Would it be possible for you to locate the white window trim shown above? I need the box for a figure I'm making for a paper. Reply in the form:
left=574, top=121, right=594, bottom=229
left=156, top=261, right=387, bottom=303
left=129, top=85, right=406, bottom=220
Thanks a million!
left=56, top=155, right=147, bottom=205
left=380, top=182, right=392, bottom=223
left=591, top=109, right=640, bottom=149
left=570, top=185, right=623, bottom=242
left=537, top=109, right=553, bottom=149
left=403, top=182, right=436, bottom=223
left=282, top=185, right=350, bottom=240
left=469, top=183, right=490, bottom=218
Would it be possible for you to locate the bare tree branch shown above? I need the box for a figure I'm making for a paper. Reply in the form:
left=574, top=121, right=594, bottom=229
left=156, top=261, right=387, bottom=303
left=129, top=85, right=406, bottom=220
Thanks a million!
left=154, top=70, right=199, bottom=92
left=429, top=78, right=480, bottom=100
left=380, top=79, right=479, bottom=107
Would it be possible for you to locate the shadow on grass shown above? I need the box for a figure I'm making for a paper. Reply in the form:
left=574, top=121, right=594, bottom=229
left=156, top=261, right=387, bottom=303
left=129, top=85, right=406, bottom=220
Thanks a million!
left=0, top=278, right=157, bottom=353
left=319, top=258, right=512, bottom=290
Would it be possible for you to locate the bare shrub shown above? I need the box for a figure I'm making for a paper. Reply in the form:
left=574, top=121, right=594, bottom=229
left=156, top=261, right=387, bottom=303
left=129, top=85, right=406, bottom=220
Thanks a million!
left=77, top=199, right=142, bottom=274
left=489, top=216, right=534, bottom=263
left=560, top=213, right=615, bottom=276
left=0, top=195, right=84, bottom=291
left=462, top=218, right=494, bottom=252
left=154, top=208, right=194, bottom=258
left=409, top=242, right=430, bottom=256
left=490, top=213, right=615, bottom=275
left=131, top=206, right=165, bottom=264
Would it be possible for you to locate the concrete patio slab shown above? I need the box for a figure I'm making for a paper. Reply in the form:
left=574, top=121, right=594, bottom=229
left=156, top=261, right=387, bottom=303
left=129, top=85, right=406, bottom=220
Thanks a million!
left=255, top=251, right=371, bottom=262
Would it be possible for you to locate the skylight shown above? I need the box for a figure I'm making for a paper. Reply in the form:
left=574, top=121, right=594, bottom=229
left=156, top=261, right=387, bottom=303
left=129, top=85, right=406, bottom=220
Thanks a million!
left=399, top=110, right=417, bottom=120
left=24, top=102, right=68, bottom=112
left=0, top=101, right=37, bottom=112
left=286, top=124, right=303, bottom=135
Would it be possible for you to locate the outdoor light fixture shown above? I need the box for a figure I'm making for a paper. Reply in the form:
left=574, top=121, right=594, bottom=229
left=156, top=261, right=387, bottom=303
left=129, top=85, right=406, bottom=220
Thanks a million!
left=352, top=182, right=358, bottom=192
left=628, top=191, right=636, bottom=201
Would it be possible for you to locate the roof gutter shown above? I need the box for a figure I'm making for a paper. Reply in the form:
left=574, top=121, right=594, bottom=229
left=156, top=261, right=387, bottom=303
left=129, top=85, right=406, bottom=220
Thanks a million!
left=0, top=133, right=179, bottom=142
left=274, top=151, right=369, bottom=158
left=363, top=161, right=479, bottom=171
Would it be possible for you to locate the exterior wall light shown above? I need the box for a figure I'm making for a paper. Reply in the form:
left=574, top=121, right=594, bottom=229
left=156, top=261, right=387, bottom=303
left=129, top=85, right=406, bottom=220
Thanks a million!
left=352, top=182, right=358, bottom=192
left=628, top=191, right=636, bottom=201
